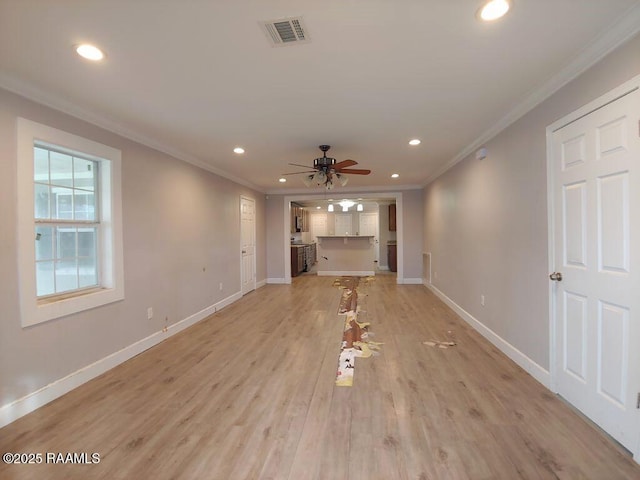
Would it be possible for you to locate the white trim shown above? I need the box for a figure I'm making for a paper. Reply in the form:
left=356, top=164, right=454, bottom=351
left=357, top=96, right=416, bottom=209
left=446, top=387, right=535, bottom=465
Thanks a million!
left=215, top=291, right=243, bottom=312
left=0, top=290, right=241, bottom=429
left=426, top=283, right=551, bottom=388
left=17, top=118, right=125, bottom=326
left=1, top=5, right=638, bottom=198
left=424, top=3, right=640, bottom=186
left=283, top=192, right=405, bottom=284
left=546, top=125, right=558, bottom=394
left=399, top=277, right=423, bottom=285
left=256, top=279, right=267, bottom=289
left=546, top=73, right=640, bottom=464
left=267, top=277, right=288, bottom=284
left=240, top=195, right=257, bottom=295
left=316, top=270, right=375, bottom=277
left=266, top=183, right=423, bottom=195
left=0, top=74, right=262, bottom=193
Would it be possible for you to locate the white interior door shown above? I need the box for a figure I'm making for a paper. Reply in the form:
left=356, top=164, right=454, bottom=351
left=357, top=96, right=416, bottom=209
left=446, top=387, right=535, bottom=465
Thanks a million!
left=240, top=196, right=256, bottom=295
left=550, top=85, right=640, bottom=454
left=334, top=214, right=352, bottom=236
left=359, top=212, right=379, bottom=263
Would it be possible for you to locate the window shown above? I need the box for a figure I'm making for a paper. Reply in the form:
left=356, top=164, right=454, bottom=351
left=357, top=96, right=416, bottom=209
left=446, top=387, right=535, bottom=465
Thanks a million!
left=34, top=146, right=100, bottom=297
left=18, top=118, right=124, bottom=326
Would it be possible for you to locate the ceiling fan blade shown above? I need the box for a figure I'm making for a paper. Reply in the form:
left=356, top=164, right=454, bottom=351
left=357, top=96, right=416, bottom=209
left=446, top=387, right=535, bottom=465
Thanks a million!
left=336, top=168, right=371, bottom=175
left=281, top=170, right=317, bottom=175
left=333, top=159, right=357, bottom=169
left=288, top=162, right=317, bottom=169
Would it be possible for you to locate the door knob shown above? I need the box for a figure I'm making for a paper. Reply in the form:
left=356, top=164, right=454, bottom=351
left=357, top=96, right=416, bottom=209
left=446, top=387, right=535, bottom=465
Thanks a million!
left=549, top=272, right=563, bottom=282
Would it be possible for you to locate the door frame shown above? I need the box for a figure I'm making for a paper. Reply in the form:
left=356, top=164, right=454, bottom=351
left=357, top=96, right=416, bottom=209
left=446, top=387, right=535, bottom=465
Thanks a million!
left=240, top=195, right=256, bottom=295
left=283, top=192, right=404, bottom=284
left=546, top=73, right=640, bottom=462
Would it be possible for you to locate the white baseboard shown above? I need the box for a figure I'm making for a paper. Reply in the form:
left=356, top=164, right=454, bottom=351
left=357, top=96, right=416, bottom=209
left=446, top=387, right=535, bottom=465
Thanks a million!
left=317, top=270, right=375, bottom=276
left=267, top=277, right=287, bottom=284
left=213, top=291, right=242, bottom=313
left=0, top=290, right=242, bottom=429
left=256, top=279, right=267, bottom=289
left=425, top=283, right=550, bottom=388
left=400, top=277, right=423, bottom=285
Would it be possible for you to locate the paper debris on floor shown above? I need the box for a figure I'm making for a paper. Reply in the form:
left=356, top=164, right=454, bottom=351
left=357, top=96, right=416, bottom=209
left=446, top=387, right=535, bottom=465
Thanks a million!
left=423, top=340, right=457, bottom=349
left=334, top=276, right=382, bottom=387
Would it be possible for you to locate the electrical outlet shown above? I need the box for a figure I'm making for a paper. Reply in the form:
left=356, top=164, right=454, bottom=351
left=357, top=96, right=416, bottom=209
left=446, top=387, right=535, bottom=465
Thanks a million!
left=147, top=307, right=153, bottom=319
left=219, top=282, right=223, bottom=291
left=480, top=295, right=485, bottom=307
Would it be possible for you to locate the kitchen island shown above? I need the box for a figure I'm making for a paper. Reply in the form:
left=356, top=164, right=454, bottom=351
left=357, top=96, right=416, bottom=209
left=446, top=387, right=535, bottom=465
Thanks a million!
left=315, top=235, right=375, bottom=276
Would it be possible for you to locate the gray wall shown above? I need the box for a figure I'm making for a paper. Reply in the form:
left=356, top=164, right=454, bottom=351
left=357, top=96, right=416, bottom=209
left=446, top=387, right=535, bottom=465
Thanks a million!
left=0, top=88, right=266, bottom=406
left=423, top=33, right=640, bottom=370
left=401, top=189, right=424, bottom=280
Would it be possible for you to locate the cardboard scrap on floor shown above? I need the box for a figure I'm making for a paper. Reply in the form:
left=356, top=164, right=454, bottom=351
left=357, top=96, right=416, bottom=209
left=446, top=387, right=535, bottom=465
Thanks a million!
left=334, top=277, right=382, bottom=387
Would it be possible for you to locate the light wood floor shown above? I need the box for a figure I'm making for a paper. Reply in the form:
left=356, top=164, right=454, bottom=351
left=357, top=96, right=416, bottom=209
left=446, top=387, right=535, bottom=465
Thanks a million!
left=1, top=274, right=639, bottom=479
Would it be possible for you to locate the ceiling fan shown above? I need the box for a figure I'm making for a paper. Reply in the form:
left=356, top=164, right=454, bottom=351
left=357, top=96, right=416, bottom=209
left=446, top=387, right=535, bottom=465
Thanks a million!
left=282, top=145, right=371, bottom=190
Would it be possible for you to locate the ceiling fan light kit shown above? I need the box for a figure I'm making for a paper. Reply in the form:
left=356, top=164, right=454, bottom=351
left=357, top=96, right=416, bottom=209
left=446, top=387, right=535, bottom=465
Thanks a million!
left=282, top=145, right=371, bottom=190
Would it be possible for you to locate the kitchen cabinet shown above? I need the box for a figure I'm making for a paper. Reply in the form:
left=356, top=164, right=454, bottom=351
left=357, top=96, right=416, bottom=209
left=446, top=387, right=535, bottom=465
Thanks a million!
left=388, top=243, right=397, bottom=272
left=291, top=246, right=304, bottom=276
left=291, top=205, right=300, bottom=233
left=290, top=205, right=310, bottom=233
left=292, top=243, right=316, bottom=277
left=389, top=204, right=396, bottom=231
left=303, top=243, right=316, bottom=270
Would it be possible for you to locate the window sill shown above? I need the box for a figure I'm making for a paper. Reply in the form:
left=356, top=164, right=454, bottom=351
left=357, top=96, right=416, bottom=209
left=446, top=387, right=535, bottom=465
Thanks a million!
left=24, top=286, right=124, bottom=327
left=37, top=286, right=105, bottom=306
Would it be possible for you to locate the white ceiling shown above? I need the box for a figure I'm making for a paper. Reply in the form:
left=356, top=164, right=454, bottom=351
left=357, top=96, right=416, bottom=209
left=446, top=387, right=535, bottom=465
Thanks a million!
left=1, top=0, right=639, bottom=193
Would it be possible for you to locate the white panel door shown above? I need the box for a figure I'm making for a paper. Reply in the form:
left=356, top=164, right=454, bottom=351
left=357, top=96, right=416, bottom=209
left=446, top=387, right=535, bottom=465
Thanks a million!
left=551, top=87, right=640, bottom=453
left=359, top=212, right=379, bottom=262
left=240, top=196, right=256, bottom=295
left=334, top=214, right=352, bottom=236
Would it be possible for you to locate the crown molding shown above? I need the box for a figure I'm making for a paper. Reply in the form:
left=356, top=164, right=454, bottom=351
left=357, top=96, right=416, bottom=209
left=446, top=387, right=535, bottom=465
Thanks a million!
left=0, top=73, right=263, bottom=193
left=265, top=183, right=424, bottom=195
left=424, top=3, right=640, bottom=185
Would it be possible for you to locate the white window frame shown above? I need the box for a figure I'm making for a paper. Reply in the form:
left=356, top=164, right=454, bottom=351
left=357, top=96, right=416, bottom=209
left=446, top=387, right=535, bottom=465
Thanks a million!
left=17, top=118, right=125, bottom=326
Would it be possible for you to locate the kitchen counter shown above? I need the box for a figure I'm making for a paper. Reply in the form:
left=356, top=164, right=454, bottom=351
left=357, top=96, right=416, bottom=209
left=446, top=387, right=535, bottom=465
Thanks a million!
left=315, top=235, right=375, bottom=276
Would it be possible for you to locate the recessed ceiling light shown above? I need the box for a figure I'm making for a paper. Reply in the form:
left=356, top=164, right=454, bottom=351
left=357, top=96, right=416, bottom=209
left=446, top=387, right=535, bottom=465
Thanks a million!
left=233, top=147, right=245, bottom=154
left=409, top=139, right=421, bottom=146
left=279, top=178, right=286, bottom=183
left=75, top=44, right=105, bottom=61
left=478, top=0, right=511, bottom=21
left=391, top=173, right=399, bottom=178
left=316, top=206, right=321, bottom=210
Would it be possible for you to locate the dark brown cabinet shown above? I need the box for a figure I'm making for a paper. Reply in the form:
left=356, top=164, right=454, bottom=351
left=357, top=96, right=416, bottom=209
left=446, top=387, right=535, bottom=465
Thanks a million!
left=389, top=204, right=396, bottom=231
left=291, top=246, right=304, bottom=276
left=388, top=244, right=397, bottom=272
left=291, top=243, right=317, bottom=277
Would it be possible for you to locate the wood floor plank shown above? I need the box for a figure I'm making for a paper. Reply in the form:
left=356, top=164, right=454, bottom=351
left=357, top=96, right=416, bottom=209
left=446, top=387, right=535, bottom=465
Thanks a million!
left=1, top=274, right=639, bottom=479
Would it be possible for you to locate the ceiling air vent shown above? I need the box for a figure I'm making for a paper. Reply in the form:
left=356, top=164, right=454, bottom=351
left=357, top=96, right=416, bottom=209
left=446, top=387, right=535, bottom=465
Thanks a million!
left=261, top=17, right=310, bottom=47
